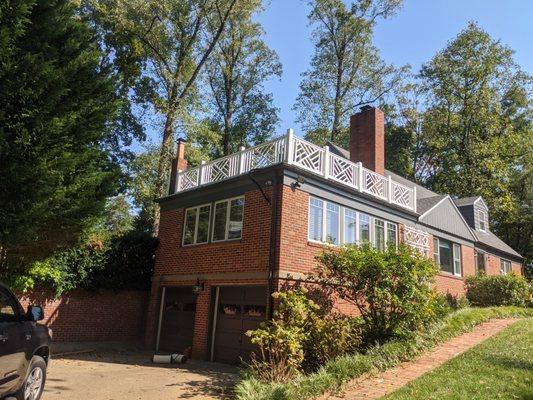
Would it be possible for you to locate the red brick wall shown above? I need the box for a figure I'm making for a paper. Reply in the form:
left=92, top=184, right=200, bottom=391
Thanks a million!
left=18, top=290, right=148, bottom=342
left=154, top=188, right=272, bottom=277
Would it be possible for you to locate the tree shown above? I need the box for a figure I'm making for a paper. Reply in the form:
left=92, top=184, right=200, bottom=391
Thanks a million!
left=418, top=22, right=532, bottom=256
left=294, top=0, right=404, bottom=146
left=203, top=5, right=281, bottom=155
left=0, top=0, right=131, bottom=266
left=89, top=0, right=255, bottom=234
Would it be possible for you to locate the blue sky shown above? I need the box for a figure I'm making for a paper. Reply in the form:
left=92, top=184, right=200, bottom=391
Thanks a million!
left=257, top=0, right=533, bottom=133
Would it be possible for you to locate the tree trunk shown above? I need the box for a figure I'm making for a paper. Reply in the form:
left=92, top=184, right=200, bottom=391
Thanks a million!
left=153, top=112, right=176, bottom=236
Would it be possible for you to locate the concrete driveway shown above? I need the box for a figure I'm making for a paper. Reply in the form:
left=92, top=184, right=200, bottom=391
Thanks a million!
left=43, top=348, right=238, bottom=400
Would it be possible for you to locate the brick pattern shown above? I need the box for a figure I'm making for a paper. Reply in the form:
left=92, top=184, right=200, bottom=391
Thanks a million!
left=349, top=107, right=385, bottom=175
left=327, top=318, right=518, bottom=400
left=18, top=290, right=148, bottom=342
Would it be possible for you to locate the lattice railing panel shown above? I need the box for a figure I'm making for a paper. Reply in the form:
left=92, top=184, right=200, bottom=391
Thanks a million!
left=329, top=153, right=359, bottom=188
left=202, top=156, right=239, bottom=184
left=177, top=168, right=199, bottom=191
left=291, top=137, right=324, bottom=173
left=242, top=137, right=285, bottom=172
left=403, top=225, right=430, bottom=253
left=391, top=181, right=414, bottom=209
left=361, top=168, right=387, bottom=199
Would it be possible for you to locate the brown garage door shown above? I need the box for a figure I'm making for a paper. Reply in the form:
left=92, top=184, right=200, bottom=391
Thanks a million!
left=158, top=287, right=196, bottom=353
left=213, top=285, right=268, bottom=364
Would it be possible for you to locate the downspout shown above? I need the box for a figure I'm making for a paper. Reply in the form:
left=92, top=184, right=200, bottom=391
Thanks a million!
left=267, top=170, right=280, bottom=320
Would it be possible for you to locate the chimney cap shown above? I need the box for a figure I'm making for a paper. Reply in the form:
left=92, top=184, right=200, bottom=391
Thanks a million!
left=176, top=137, right=187, bottom=144
left=359, top=105, right=373, bottom=112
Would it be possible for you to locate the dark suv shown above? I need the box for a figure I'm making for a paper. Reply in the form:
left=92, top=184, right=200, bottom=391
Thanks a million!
left=0, top=283, right=51, bottom=400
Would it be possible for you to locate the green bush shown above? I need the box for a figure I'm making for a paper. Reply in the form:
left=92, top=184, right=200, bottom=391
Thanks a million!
left=234, top=306, right=533, bottom=400
left=465, top=273, right=530, bottom=307
left=315, top=244, right=446, bottom=344
left=8, top=231, right=157, bottom=297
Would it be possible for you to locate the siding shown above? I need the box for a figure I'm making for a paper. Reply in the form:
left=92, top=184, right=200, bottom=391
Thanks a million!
left=420, top=197, right=475, bottom=241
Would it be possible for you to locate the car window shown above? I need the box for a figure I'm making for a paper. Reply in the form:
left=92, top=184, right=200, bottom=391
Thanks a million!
left=0, top=289, right=18, bottom=322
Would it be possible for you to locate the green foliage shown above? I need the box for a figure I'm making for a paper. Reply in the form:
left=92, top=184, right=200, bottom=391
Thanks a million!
left=294, top=0, right=404, bottom=144
left=315, top=244, right=445, bottom=344
left=234, top=306, right=533, bottom=400
left=465, top=273, right=530, bottom=307
left=0, top=0, right=140, bottom=265
left=6, top=231, right=157, bottom=297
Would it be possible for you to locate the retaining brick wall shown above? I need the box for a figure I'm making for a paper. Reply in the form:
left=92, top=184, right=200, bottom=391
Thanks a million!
left=18, top=290, right=148, bottom=342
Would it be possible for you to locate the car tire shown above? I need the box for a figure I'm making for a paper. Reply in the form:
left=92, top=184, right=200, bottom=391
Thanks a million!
left=15, top=356, right=47, bottom=400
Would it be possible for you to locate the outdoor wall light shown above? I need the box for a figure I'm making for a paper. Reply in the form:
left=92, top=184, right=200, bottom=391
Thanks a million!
left=192, top=278, right=204, bottom=294
left=291, top=175, right=306, bottom=190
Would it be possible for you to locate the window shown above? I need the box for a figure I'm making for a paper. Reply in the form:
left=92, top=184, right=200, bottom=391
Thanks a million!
left=475, top=251, right=486, bottom=274
left=344, top=209, right=357, bottom=244
left=478, top=210, right=487, bottom=231
left=309, top=198, right=324, bottom=242
left=183, top=204, right=211, bottom=245
left=212, top=197, right=244, bottom=242
left=359, top=213, right=370, bottom=243
left=500, top=259, right=511, bottom=275
left=308, top=197, right=397, bottom=250
left=434, top=237, right=462, bottom=276
left=374, top=219, right=385, bottom=251
left=0, top=289, right=17, bottom=322
left=325, top=203, right=340, bottom=244
left=387, top=222, right=397, bottom=249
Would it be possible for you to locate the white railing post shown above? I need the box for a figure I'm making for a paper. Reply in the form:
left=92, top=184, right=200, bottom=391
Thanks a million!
left=357, top=162, right=363, bottom=192
left=238, top=145, right=246, bottom=174
left=387, top=176, right=392, bottom=203
left=323, top=145, right=330, bottom=178
left=413, top=186, right=417, bottom=213
left=198, top=160, right=206, bottom=185
left=285, top=128, right=294, bottom=164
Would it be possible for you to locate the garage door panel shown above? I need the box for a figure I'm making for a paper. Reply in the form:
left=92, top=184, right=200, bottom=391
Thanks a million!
left=213, top=285, right=267, bottom=364
left=159, top=287, right=196, bottom=353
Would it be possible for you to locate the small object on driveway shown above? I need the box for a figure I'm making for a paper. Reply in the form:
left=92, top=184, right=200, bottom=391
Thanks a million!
left=152, top=354, right=172, bottom=364
left=171, top=354, right=187, bottom=364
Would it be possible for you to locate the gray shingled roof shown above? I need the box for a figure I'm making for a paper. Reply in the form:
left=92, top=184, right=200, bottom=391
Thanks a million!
left=417, top=195, right=446, bottom=214
left=454, top=196, right=480, bottom=206
left=325, top=141, right=522, bottom=260
left=474, top=230, right=522, bottom=259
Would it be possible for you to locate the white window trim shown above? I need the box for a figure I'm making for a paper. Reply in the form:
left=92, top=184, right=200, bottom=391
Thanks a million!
left=211, top=196, right=245, bottom=243
left=308, top=197, right=397, bottom=250
left=500, top=259, right=511, bottom=275
left=453, top=243, right=462, bottom=277
left=434, top=237, right=462, bottom=277
left=386, top=222, right=398, bottom=248
left=182, top=203, right=212, bottom=246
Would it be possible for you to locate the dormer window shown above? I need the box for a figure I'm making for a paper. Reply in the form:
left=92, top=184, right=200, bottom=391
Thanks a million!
left=478, top=209, right=487, bottom=232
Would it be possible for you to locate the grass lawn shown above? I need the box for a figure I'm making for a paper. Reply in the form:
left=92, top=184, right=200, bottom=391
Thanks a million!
left=384, top=318, right=533, bottom=400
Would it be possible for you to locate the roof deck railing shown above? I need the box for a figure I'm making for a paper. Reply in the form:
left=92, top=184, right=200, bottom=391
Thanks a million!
left=175, top=131, right=417, bottom=212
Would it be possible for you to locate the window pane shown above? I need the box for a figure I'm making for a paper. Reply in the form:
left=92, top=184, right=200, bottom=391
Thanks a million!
left=359, top=213, right=370, bottom=243
left=374, top=219, right=385, bottom=251
left=228, top=198, right=244, bottom=239
left=309, top=198, right=323, bottom=241
left=453, top=244, right=462, bottom=276
left=344, top=209, right=357, bottom=244
left=213, top=202, right=228, bottom=241
left=387, top=223, right=397, bottom=249
left=476, top=252, right=486, bottom=274
left=439, top=239, right=453, bottom=273
left=183, top=208, right=197, bottom=245
left=0, top=290, right=17, bottom=322
left=325, top=203, right=340, bottom=245
left=196, top=205, right=211, bottom=243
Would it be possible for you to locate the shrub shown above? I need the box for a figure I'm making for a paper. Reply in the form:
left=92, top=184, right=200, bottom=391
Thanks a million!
left=315, top=244, right=445, bottom=345
left=465, top=273, right=530, bottom=307
left=444, top=292, right=470, bottom=310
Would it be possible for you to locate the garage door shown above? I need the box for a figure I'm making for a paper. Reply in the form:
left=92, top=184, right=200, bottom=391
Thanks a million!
left=213, top=286, right=268, bottom=364
left=158, top=287, right=196, bottom=353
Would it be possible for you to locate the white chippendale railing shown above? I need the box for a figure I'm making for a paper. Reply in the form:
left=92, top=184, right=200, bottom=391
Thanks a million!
left=403, top=225, right=430, bottom=253
left=175, top=131, right=418, bottom=212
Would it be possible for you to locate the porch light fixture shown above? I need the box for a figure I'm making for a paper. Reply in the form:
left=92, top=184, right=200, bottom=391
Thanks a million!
left=192, top=278, right=204, bottom=294
left=291, top=175, right=306, bottom=190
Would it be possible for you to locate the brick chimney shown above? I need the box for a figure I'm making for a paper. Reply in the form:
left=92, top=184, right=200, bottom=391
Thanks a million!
left=349, top=106, right=385, bottom=175
left=168, top=138, right=187, bottom=194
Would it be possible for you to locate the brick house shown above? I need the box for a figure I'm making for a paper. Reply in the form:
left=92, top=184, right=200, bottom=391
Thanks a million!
left=145, top=106, right=523, bottom=364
